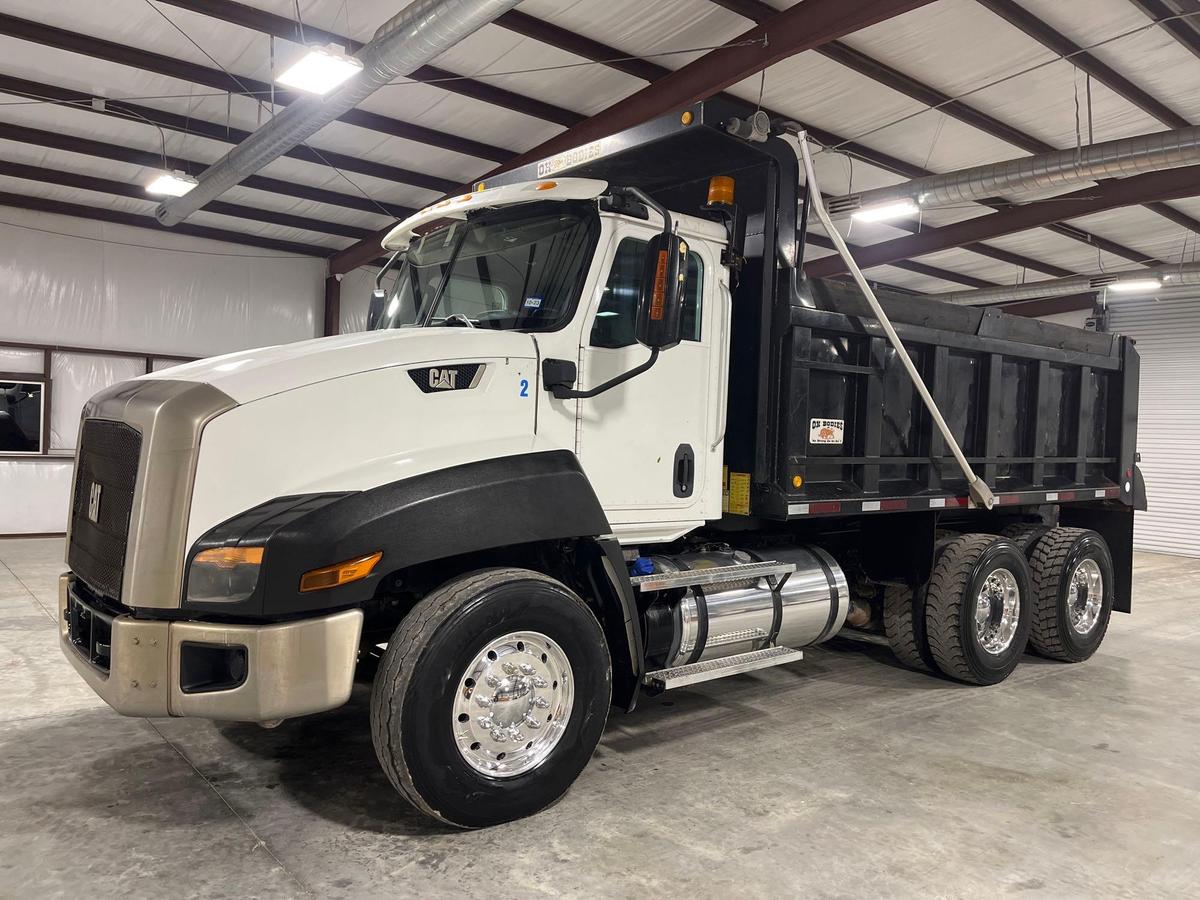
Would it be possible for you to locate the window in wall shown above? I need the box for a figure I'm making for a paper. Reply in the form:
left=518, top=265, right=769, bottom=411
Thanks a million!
left=589, top=237, right=704, bottom=349
left=0, top=380, right=44, bottom=453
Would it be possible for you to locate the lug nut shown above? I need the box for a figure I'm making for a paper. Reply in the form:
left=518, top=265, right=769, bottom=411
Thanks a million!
left=519, top=663, right=534, bottom=675
left=502, top=662, right=517, bottom=675
left=490, top=728, right=507, bottom=743
left=476, top=695, right=493, bottom=708
left=533, top=696, right=550, bottom=709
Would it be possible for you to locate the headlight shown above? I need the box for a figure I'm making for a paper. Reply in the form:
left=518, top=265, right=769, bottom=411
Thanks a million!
left=187, top=546, right=264, bottom=604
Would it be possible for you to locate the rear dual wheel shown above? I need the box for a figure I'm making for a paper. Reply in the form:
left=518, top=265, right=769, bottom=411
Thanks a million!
left=924, top=534, right=1033, bottom=685
left=1027, top=527, right=1114, bottom=662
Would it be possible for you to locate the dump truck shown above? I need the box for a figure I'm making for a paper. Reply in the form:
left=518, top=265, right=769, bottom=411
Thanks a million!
left=60, top=99, right=1144, bottom=828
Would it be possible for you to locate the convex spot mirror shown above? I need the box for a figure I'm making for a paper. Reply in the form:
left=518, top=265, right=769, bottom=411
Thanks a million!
left=635, top=232, right=688, bottom=350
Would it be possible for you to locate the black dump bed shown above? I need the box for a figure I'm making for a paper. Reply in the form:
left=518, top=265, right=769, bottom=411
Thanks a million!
left=723, top=276, right=1140, bottom=520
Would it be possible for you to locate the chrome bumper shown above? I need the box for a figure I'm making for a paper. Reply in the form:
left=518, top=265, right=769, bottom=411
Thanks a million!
left=58, top=574, right=363, bottom=722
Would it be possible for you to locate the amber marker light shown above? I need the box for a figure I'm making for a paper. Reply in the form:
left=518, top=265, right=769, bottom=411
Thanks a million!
left=193, top=546, right=264, bottom=569
left=535, top=181, right=558, bottom=191
left=300, top=551, right=383, bottom=592
left=707, top=175, right=735, bottom=206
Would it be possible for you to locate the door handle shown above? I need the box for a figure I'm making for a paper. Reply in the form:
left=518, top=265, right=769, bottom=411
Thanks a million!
left=673, top=443, right=695, bottom=498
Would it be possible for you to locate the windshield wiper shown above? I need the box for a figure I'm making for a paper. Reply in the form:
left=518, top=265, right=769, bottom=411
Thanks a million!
left=434, top=313, right=477, bottom=328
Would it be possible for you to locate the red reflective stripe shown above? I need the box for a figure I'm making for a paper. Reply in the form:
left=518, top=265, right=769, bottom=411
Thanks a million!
left=998, top=494, right=1022, bottom=505
left=1057, top=491, right=1076, bottom=501
left=946, top=497, right=969, bottom=508
left=881, top=499, right=908, bottom=511
left=809, top=501, right=842, bottom=514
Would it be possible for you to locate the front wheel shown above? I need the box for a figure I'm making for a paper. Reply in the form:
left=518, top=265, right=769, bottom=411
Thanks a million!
left=370, top=568, right=611, bottom=828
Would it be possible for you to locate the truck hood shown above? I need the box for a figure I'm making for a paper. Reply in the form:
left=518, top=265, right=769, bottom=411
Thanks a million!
left=146, top=328, right=538, bottom=404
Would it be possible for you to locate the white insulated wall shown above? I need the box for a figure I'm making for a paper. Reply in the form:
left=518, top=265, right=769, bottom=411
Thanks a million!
left=1107, top=294, right=1200, bottom=558
left=0, top=207, right=325, bottom=535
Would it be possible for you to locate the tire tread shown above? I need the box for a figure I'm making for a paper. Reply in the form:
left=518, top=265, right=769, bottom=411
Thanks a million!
left=925, top=533, right=1010, bottom=684
left=1027, top=527, right=1111, bottom=662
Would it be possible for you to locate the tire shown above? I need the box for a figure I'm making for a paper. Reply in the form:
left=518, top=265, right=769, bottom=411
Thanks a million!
left=370, top=567, right=612, bottom=828
left=925, top=534, right=1033, bottom=685
left=1001, top=522, right=1049, bottom=555
left=883, top=582, right=937, bottom=673
left=1027, top=528, right=1114, bottom=662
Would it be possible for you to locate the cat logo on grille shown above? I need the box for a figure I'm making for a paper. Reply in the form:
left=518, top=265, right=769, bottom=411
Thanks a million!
left=87, top=482, right=103, bottom=523
left=429, top=367, right=458, bottom=390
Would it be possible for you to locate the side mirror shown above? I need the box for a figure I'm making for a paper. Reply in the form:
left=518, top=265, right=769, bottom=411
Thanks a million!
left=635, top=232, right=688, bottom=350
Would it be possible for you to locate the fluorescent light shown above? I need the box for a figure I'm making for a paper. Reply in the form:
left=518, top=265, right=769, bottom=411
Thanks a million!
left=852, top=200, right=919, bottom=223
left=276, top=44, right=363, bottom=95
left=146, top=170, right=198, bottom=197
left=1108, top=278, right=1162, bottom=293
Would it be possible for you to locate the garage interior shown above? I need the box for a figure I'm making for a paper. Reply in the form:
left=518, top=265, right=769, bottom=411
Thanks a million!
left=3, top=0, right=1200, bottom=895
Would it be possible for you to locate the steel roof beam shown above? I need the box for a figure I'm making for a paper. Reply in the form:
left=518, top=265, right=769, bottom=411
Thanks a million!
left=0, top=159, right=369, bottom=240
left=0, top=73, right=451, bottom=197
left=1129, top=0, right=1200, bottom=61
left=807, top=232, right=998, bottom=288
left=0, top=11, right=509, bottom=166
left=330, top=0, right=941, bottom=274
left=804, top=164, right=1200, bottom=277
left=156, top=0, right=583, bottom=127
left=978, top=0, right=1190, bottom=129
left=709, top=0, right=1180, bottom=267
left=0, top=190, right=326, bottom=256
left=0, top=120, right=415, bottom=220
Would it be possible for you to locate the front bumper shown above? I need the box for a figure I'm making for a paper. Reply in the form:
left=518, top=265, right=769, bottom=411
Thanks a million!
left=58, top=574, right=363, bottom=722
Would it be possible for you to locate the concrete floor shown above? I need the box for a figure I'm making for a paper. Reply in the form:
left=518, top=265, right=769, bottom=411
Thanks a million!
left=2, top=539, right=1198, bottom=899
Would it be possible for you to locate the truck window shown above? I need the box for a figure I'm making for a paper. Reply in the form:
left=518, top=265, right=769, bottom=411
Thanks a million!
left=589, top=237, right=704, bottom=349
left=375, top=202, right=599, bottom=332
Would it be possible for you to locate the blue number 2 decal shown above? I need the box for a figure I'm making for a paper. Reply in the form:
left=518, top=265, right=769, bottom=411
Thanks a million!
left=519, top=378, right=529, bottom=398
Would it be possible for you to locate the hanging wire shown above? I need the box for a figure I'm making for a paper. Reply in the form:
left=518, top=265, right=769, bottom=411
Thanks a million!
left=294, top=0, right=308, bottom=45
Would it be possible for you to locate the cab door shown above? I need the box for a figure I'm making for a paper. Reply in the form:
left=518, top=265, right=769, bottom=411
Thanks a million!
left=574, top=224, right=728, bottom=541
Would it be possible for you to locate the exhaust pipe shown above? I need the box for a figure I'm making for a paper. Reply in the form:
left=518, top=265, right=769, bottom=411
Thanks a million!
left=155, top=0, right=522, bottom=227
left=934, top=261, right=1200, bottom=306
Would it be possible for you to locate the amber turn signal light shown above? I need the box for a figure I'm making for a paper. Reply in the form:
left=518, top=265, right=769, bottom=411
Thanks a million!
left=193, top=546, right=264, bottom=569
left=299, top=551, right=383, bottom=593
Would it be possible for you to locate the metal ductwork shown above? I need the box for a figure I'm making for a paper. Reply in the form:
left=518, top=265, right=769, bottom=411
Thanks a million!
left=155, top=0, right=521, bottom=227
left=934, top=262, right=1200, bottom=306
left=828, top=125, right=1200, bottom=217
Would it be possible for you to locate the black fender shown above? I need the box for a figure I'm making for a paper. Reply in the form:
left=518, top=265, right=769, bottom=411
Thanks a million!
left=186, top=450, right=610, bottom=617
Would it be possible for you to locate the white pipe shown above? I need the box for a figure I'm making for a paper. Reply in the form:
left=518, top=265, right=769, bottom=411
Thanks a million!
left=156, top=0, right=522, bottom=227
left=796, top=133, right=996, bottom=510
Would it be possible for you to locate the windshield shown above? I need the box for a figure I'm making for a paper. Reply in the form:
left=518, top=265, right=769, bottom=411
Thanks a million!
left=374, top=201, right=599, bottom=331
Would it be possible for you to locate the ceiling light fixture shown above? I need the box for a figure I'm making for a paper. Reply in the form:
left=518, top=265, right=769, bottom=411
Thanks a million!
left=851, top=199, right=920, bottom=223
left=1108, top=278, right=1163, bottom=293
left=276, top=44, right=364, bottom=95
left=145, top=171, right=198, bottom=197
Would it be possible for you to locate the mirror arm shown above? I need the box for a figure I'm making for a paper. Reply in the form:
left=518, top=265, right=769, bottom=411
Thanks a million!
left=374, top=250, right=404, bottom=292
left=545, top=349, right=660, bottom=400
left=615, top=186, right=673, bottom=235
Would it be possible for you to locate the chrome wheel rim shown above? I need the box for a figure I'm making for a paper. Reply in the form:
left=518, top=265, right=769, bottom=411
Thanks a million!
left=975, top=567, right=1021, bottom=655
left=1067, top=558, right=1104, bottom=635
left=452, top=631, right=573, bottom=779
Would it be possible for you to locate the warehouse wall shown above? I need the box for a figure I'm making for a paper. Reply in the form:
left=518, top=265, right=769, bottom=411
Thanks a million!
left=0, top=207, right=325, bottom=535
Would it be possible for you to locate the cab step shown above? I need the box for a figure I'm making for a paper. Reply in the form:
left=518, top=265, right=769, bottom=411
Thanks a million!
left=642, top=646, right=804, bottom=692
left=630, top=560, right=795, bottom=592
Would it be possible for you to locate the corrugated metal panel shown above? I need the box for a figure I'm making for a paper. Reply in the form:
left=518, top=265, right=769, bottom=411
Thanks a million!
left=1107, top=294, right=1200, bottom=557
